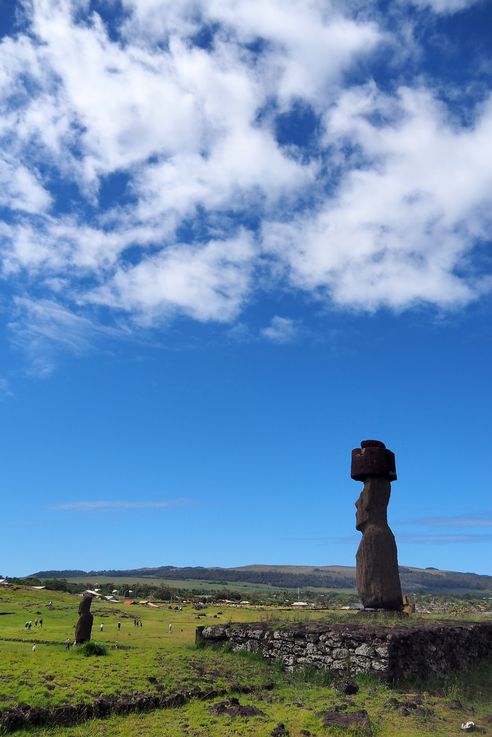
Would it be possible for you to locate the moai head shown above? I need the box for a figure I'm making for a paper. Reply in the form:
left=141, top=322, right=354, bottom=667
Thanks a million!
left=352, top=440, right=397, bottom=531
left=351, top=440, right=397, bottom=482
left=78, top=594, right=93, bottom=616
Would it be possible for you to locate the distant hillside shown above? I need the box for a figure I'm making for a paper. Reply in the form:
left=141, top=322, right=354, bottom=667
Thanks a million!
left=30, top=564, right=492, bottom=594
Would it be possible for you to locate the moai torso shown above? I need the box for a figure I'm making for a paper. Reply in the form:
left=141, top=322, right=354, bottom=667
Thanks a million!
left=352, top=440, right=403, bottom=611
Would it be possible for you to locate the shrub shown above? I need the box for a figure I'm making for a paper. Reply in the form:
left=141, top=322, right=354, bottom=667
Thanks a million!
left=74, top=641, right=108, bottom=657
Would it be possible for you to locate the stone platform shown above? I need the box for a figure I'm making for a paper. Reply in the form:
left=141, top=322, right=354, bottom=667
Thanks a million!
left=196, top=620, right=492, bottom=683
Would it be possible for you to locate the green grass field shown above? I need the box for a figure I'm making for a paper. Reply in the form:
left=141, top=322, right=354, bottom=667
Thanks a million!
left=64, top=575, right=287, bottom=593
left=63, top=574, right=355, bottom=595
left=1, top=587, right=491, bottom=736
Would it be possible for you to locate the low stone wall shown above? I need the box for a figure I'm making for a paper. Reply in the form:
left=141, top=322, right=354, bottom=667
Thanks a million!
left=196, top=620, right=492, bottom=683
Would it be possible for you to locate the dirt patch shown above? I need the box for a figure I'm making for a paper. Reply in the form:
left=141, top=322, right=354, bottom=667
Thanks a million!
left=317, top=708, right=372, bottom=734
left=333, top=677, right=359, bottom=695
left=207, top=697, right=266, bottom=718
left=271, top=722, right=290, bottom=736
left=385, top=696, right=433, bottom=717
left=0, top=638, right=68, bottom=647
left=0, top=684, right=275, bottom=733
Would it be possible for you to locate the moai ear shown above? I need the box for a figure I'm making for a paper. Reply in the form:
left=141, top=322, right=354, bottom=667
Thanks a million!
left=365, top=477, right=391, bottom=511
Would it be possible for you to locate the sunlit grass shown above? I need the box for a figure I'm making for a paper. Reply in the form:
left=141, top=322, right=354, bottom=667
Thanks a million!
left=1, top=587, right=491, bottom=736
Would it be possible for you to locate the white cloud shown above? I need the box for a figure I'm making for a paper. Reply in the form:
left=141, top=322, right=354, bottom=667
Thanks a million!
left=0, top=157, right=51, bottom=214
left=408, top=0, right=482, bottom=14
left=52, top=499, right=189, bottom=511
left=0, top=0, right=490, bottom=355
left=261, top=316, right=298, bottom=343
left=122, top=0, right=381, bottom=105
left=89, top=231, right=255, bottom=323
left=263, top=85, right=492, bottom=311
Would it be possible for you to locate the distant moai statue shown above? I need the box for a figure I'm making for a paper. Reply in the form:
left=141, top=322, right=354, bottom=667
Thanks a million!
left=351, top=440, right=403, bottom=610
left=75, top=594, right=94, bottom=643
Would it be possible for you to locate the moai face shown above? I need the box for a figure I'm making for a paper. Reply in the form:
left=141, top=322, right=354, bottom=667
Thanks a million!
left=355, top=489, right=368, bottom=531
left=355, top=479, right=390, bottom=531
left=79, top=595, right=93, bottom=616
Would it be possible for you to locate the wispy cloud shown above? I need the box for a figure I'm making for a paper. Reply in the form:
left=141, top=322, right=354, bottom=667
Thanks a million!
left=52, top=499, right=189, bottom=512
left=409, top=0, right=482, bottom=14
left=9, top=298, right=121, bottom=376
left=288, top=530, right=492, bottom=544
left=0, top=378, right=13, bottom=400
left=398, top=533, right=492, bottom=544
left=261, top=316, right=299, bottom=344
left=411, top=515, right=492, bottom=528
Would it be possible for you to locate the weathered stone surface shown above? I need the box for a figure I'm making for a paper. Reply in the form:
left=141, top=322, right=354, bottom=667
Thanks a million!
left=75, top=595, right=94, bottom=644
left=351, top=441, right=396, bottom=482
left=197, top=620, right=492, bottom=683
left=355, top=478, right=403, bottom=610
left=353, top=440, right=403, bottom=611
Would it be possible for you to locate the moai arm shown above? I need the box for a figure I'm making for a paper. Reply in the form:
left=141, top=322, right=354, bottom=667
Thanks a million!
left=351, top=440, right=403, bottom=611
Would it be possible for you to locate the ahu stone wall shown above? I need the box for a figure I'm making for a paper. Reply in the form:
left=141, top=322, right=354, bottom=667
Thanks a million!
left=196, top=620, right=492, bottom=683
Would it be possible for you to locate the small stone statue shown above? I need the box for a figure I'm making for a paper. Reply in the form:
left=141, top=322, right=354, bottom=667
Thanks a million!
left=75, top=594, right=94, bottom=643
left=351, top=440, right=403, bottom=610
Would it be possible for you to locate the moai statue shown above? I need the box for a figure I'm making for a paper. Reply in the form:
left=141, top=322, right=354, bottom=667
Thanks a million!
left=351, top=440, right=403, bottom=610
left=75, top=594, right=94, bottom=643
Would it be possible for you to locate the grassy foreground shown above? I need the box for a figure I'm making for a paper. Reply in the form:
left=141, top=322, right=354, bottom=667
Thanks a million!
left=0, top=587, right=491, bottom=736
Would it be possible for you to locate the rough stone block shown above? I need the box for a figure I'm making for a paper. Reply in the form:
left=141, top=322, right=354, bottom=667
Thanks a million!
left=197, top=620, right=492, bottom=683
left=351, top=441, right=397, bottom=481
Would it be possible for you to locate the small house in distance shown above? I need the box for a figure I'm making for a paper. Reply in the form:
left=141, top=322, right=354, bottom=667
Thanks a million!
left=82, top=589, right=101, bottom=598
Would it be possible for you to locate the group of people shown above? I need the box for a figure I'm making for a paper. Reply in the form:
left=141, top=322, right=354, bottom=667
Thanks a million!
left=30, top=616, right=179, bottom=655
left=65, top=638, right=86, bottom=649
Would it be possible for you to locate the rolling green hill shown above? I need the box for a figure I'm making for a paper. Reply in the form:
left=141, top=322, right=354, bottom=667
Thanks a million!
left=30, top=563, right=492, bottom=594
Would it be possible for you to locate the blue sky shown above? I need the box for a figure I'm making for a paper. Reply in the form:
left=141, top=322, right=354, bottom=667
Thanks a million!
left=1, top=0, right=492, bottom=577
